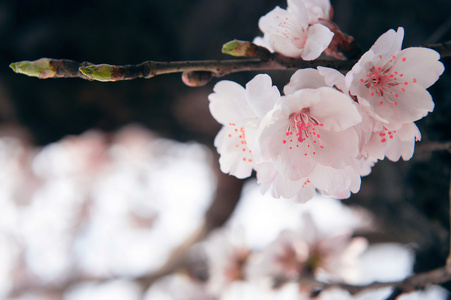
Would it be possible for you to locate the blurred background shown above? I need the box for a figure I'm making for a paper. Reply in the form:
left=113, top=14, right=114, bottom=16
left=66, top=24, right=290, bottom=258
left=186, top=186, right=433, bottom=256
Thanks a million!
left=1, top=0, right=451, bottom=299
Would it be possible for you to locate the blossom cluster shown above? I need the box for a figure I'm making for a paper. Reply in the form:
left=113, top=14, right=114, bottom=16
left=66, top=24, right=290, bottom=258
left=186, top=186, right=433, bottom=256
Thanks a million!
left=209, top=0, right=444, bottom=203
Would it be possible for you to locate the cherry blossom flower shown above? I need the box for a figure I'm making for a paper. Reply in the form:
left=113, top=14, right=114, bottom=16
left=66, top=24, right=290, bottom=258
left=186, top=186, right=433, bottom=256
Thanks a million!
left=347, top=27, right=444, bottom=127
left=208, top=74, right=280, bottom=179
left=361, top=121, right=421, bottom=161
left=247, top=214, right=367, bottom=283
left=258, top=84, right=361, bottom=181
left=258, top=0, right=334, bottom=60
left=204, top=230, right=250, bottom=295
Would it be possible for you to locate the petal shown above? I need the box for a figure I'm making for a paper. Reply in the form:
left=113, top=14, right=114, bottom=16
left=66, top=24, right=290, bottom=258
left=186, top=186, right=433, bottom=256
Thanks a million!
left=370, top=27, right=404, bottom=57
left=302, top=23, right=334, bottom=60
left=214, top=126, right=254, bottom=179
left=396, top=122, right=421, bottom=142
left=284, top=68, right=327, bottom=95
left=374, top=83, right=434, bottom=124
left=287, top=0, right=310, bottom=25
left=245, top=74, right=280, bottom=119
left=208, top=80, right=253, bottom=125
left=311, top=127, right=360, bottom=168
left=258, top=108, right=317, bottom=180
left=308, top=87, right=362, bottom=132
left=259, top=7, right=307, bottom=58
left=317, top=66, right=348, bottom=93
left=395, top=47, right=445, bottom=88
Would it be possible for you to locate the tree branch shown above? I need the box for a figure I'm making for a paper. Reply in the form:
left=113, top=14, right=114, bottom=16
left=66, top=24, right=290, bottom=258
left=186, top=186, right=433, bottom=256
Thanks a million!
left=9, top=40, right=451, bottom=86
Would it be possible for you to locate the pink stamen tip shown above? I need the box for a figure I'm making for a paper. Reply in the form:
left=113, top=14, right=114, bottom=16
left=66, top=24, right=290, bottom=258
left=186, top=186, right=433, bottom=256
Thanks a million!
left=381, top=138, right=387, bottom=143
left=402, top=57, right=406, bottom=62
left=282, top=140, right=287, bottom=144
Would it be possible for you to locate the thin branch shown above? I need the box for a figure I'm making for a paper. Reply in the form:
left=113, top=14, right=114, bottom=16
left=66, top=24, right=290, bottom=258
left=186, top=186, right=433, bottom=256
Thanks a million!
left=309, top=266, right=451, bottom=299
left=447, top=171, right=451, bottom=270
left=9, top=40, right=451, bottom=85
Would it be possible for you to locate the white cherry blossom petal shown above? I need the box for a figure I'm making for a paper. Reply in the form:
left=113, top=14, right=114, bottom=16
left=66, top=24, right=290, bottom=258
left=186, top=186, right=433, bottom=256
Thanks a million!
left=370, top=27, right=404, bottom=58
left=208, top=81, right=252, bottom=126
left=245, top=74, right=281, bottom=120
left=302, top=23, right=334, bottom=60
left=214, top=126, right=255, bottom=179
left=394, top=47, right=445, bottom=88
left=284, top=68, right=328, bottom=95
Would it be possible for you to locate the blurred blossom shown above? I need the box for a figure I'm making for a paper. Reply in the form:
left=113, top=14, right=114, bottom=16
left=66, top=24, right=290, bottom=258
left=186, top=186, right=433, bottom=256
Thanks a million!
left=220, top=281, right=308, bottom=300
left=357, top=243, right=414, bottom=284
left=246, top=213, right=367, bottom=284
left=144, top=274, right=215, bottom=300
left=204, top=229, right=250, bottom=296
left=65, top=280, right=141, bottom=300
left=0, top=125, right=215, bottom=298
left=228, top=180, right=373, bottom=249
left=317, top=284, right=449, bottom=299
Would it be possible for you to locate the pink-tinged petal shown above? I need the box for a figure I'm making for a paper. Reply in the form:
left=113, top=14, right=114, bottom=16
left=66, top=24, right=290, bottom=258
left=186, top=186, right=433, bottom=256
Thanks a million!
left=375, top=83, right=434, bottom=124
left=214, top=126, right=254, bottom=179
left=317, top=66, right=348, bottom=93
left=395, top=47, right=444, bottom=88
left=287, top=0, right=310, bottom=24
left=298, top=0, right=331, bottom=22
left=208, top=80, right=253, bottom=125
left=310, top=164, right=361, bottom=199
left=245, top=74, right=280, bottom=119
left=252, top=36, right=273, bottom=52
left=370, top=27, right=404, bottom=58
left=302, top=23, right=334, bottom=60
left=259, top=7, right=308, bottom=58
left=311, top=127, right=360, bottom=168
left=308, top=87, right=362, bottom=132
left=259, top=113, right=317, bottom=179
left=256, top=162, right=316, bottom=202
left=353, top=156, right=377, bottom=177
left=292, top=183, right=316, bottom=203
left=284, top=68, right=327, bottom=95
left=385, top=137, right=415, bottom=161
left=396, top=122, right=421, bottom=142
left=243, top=121, right=262, bottom=162
left=361, top=122, right=419, bottom=162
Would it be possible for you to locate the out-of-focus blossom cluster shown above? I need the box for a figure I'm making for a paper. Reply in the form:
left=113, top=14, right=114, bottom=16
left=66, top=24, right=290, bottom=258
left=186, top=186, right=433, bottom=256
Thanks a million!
left=0, top=126, right=215, bottom=299
left=210, top=21, right=444, bottom=203
left=146, top=192, right=449, bottom=299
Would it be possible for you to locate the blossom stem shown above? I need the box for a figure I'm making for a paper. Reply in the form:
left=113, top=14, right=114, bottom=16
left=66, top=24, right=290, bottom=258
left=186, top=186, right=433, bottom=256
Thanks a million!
left=447, top=172, right=451, bottom=270
left=309, top=266, right=451, bottom=298
left=8, top=40, right=451, bottom=86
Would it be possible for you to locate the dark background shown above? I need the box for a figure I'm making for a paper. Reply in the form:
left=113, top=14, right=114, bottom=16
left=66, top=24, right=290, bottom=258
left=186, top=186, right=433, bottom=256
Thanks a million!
left=1, top=0, right=451, bottom=289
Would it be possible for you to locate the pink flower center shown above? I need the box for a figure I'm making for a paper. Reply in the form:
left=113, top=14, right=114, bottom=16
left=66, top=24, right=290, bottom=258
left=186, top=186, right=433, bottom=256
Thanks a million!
left=360, top=55, right=416, bottom=106
left=282, top=110, right=324, bottom=155
left=275, top=16, right=307, bottom=49
left=377, top=126, right=397, bottom=143
left=227, top=123, right=253, bottom=163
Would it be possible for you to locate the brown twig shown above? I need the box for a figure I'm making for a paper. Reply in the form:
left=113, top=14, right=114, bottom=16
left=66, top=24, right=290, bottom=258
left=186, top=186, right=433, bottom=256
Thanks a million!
left=9, top=40, right=451, bottom=86
left=308, top=266, right=451, bottom=299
